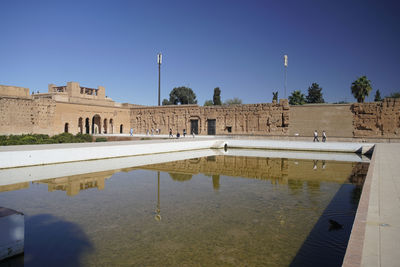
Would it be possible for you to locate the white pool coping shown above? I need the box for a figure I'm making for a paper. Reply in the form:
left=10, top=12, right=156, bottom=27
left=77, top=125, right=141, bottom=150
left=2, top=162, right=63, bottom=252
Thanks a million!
left=0, top=139, right=374, bottom=169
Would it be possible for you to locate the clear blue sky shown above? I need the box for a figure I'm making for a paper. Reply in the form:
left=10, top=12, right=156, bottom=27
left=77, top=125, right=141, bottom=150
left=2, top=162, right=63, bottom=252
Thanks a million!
left=1, top=0, right=399, bottom=105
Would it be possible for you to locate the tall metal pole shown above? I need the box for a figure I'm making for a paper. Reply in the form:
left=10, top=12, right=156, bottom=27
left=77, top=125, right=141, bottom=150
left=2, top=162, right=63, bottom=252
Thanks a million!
left=284, top=54, right=288, bottom=98
left=157, top=53, right=162, bottom=106
left=284, top=66, right=287, bottom=98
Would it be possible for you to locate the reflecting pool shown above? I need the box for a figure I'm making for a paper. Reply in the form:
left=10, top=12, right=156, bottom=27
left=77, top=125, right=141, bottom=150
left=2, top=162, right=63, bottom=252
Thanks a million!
left=0, top=154, right=368, bottom=266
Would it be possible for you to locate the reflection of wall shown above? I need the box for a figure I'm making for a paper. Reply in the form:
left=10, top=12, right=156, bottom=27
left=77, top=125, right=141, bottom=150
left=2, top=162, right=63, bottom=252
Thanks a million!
left=34, top=171, right=113, bottom=196
left=0, top=182, right=29, bottom=192
left=139, top=156, right=367, bottom=185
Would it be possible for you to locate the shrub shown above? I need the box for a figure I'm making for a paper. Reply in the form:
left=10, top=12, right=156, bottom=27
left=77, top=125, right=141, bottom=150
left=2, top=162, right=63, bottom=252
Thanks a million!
left=76, top=133, right=93, bottom=142
left=95, top=137, right=107, bottom=142
left=51, top=133, right=76, bottom=143
left=0, top=133, right=95, bottom=146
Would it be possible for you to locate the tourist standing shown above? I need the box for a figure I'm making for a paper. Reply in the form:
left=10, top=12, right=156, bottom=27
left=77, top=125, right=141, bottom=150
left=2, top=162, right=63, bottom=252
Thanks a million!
left=322, top=130, right=327, bottom=142
left=183, top=129, right=186, bottom=137
left=177, top=131, right=180, bottom=139
left=130, top=128, right=133, bottom=136
left=313, top=130, right=319, bottom=142
left=169, top=128, right=173, bottom=138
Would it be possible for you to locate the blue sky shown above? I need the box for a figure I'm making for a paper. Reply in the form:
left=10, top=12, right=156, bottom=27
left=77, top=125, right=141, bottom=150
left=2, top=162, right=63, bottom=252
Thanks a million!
left=1, top=0, right=399, bottom=105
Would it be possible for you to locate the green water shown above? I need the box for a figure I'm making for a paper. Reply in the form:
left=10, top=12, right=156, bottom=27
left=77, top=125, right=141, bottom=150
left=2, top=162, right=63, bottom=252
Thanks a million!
left=0, top=156, right=367, bottom=266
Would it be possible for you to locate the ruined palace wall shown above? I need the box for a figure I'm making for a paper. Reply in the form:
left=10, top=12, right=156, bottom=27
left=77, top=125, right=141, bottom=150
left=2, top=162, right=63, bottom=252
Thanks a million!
left=0, top=85, right=30, bottom=98
left=351, top=98, right=400, bottom=137
left=0, top=96, right=56, bottom=135
left=130, top=101, right=289, bottom=135
left=0, top=96, right=130, bottom=135
left=53, top=102, right=131, bottom=135
left=289, top=104, right=354, bottom=137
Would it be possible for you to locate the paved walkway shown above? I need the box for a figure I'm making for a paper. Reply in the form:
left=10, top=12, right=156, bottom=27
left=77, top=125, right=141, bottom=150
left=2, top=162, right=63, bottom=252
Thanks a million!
left=344, top=143, right=400, bottom=267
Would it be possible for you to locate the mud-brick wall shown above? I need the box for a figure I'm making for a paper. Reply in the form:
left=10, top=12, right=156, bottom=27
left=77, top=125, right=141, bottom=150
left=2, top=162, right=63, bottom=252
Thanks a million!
left=352, top=98, right=400, bottom=137
left=0, top=96, right=56, bottom=135
left=289, top=104, right=354, bottom=137
left=130, top=100, right=289, bottom=135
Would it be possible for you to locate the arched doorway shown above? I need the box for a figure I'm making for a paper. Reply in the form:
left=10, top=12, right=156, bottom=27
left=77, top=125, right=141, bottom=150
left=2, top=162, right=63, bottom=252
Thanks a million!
left=103, top=118, right=108, bottom=134
left=85, top=118, right=90, bottom=134
left=78, top=118, right=83, bottom=134
left=92, top=115, right=101, bottom=134
left=109, top=119, right=114, bottom=134
left=64, top=123, right=69, bottom=133
left=120, top=124, right=123, bottom=134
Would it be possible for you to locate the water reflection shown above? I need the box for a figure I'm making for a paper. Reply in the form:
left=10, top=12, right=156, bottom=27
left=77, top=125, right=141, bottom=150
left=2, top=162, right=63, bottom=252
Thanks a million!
left=32, top=172, right=113, bottom=196
left=0, top=155, right=369, bottom=267
left=154, top=171, right=161, bottom=221
left=0, top=156, right=368, bottom=197
left=140, top=156, right=368, bottom=187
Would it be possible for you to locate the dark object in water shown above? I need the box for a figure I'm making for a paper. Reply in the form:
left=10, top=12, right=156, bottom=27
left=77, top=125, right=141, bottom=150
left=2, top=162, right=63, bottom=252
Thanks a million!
left=329, top=219, right=343, bottom=231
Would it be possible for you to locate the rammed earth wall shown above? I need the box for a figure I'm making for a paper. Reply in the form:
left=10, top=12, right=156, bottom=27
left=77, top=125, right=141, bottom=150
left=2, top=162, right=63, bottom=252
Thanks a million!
left=352, top=98, right=400, bottom=137
left=0, top=96, right=56, bottom=135
left=1, top=86, right=400, bottom=139
left=130, top=100, right=290, bottom=135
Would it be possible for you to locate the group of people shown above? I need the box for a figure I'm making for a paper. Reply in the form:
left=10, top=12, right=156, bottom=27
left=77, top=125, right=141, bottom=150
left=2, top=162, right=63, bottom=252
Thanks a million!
left=145, top=128, right=161, bottom=136
left=169, top=128, right=193, bottom=138
left=313, top=130, right=327, bottom=142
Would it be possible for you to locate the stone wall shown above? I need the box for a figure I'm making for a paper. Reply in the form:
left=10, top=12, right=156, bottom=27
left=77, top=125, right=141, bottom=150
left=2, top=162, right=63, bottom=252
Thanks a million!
left=0, top=96, right=131, bottom=135
left=130, top=100, right=289, bottom=135
left=0, top=96, right=56, bottom=135
left=0, top=85, right=30, bottom=98
left=351, top=98, right=400, bottom=137
left=53, top=102, right=131, bottom=135
left=289, top=104, right=354, bottom=137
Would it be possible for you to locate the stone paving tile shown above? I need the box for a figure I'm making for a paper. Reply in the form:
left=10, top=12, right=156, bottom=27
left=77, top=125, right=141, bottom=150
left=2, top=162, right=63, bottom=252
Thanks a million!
left=345, top=143, right=400, bottom=267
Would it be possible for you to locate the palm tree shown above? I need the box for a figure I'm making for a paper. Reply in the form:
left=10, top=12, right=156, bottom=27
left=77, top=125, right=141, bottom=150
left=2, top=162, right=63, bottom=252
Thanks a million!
left=351, top=76, right=372, bottom=103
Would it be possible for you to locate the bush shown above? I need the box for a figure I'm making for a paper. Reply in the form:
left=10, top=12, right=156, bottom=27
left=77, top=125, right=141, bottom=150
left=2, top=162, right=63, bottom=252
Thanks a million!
left=0, top=133, right=95, bottom=146
left=52, top=133, right=77, bottom=143
left=76, top=133, right=93, bottom=142
left=95, top=137, right=107, bottom=142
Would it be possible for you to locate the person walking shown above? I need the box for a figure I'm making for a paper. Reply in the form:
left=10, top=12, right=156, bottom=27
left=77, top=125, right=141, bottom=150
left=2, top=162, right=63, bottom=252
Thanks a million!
left=322, top=130, right=327, bottom=142
left=169, top=128, right=173, bottom=138
left=313, top=130, right=319, bottom=142
left=183, top=129, right=186, bottom=137
left=130, top=128, right=133, bottom=136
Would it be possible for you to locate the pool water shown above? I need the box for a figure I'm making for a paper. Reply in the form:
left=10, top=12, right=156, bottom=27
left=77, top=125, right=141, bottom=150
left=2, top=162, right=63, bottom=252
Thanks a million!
left=0, top=155, right=367, bottom=266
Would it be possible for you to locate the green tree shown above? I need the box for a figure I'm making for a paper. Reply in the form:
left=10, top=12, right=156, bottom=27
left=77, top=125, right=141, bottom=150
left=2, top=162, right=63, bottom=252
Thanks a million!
left=374, top=89, right=382, bottom=101
left=224, top=97, right=242, bottom=105
left=272, top=91, right=278, bottom=102
left=306, top=83, right=325, bottom=103
left=213, top=87, right=222, bottom=105
left=351, top=76, right=372, bottom=103
left=204, top=100, right=213, bottom=106
left=387, top=92, right=400, bottom=98
left=289, top=90, right=306, bottom=105
left=162, top=99, right=171, bottom=105
left=164, top=86, right=197, bottom=105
